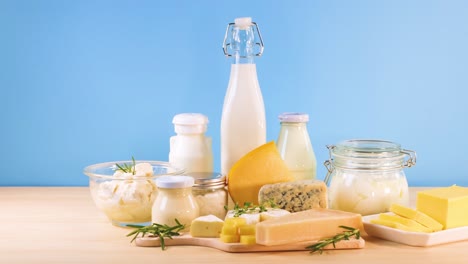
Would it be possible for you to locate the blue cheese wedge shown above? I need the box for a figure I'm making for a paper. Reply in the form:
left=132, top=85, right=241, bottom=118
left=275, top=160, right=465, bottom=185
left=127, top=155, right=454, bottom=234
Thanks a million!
left=258, top=180, right=327, bottom=212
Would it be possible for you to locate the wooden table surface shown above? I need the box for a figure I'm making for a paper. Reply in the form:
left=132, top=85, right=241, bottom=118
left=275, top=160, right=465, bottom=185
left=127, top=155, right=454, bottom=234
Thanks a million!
left=0, top=187, right=466, bottom=264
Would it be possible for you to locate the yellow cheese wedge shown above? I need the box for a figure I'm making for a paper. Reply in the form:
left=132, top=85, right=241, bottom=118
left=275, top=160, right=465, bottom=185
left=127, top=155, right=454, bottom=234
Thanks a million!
left=390, top=204, right=443, bottom=232
left=228, top=141, right=294, bottom=205
left=417, top=185, right=468, bottom=229
left=256, top=208, right=362, bottom=246
left=240, top=235, right=256, bottom=245
left=190, top=215, right=224, bottom=238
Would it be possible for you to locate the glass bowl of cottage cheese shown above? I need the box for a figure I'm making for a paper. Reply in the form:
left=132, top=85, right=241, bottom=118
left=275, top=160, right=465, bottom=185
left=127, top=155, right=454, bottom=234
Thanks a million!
left=84, top=160, right=184, bottom=227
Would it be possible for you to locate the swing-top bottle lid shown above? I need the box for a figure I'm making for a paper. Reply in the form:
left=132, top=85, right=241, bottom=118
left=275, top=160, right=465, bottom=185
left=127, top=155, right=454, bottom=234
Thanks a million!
left=173, top=113, right=209, bottom=134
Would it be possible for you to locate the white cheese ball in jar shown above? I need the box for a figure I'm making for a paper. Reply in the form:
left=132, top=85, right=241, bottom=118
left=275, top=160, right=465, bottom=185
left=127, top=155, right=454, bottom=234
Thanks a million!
left=325, top=139, right=416, bottom=215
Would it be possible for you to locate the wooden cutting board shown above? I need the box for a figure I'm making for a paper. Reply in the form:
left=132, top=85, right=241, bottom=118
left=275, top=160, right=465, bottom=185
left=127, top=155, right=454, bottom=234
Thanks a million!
left=136, top=234, right=365, bottom=253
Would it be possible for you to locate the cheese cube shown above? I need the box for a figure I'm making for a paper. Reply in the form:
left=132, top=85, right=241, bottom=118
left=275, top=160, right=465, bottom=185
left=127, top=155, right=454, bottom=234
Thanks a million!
left=256, top=208, right=362, bottom=246
left=239, top=224, right=256, bottom=235
left=224, top=217, right=247, bottom=227
left=190, top=215, right=224, bottom=238
left=258, top=180, right=327, bottom=212
left=417, top=185, right=468, bottom=229
left=220, top=234, right=239, bottom=243
left=221, top=225, right=238, bottom=235
left=240, top=235, right=256, bottom=245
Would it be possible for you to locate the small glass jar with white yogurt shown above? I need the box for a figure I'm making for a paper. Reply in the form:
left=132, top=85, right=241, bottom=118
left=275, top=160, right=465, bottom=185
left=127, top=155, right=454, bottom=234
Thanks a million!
left=190, top=172, right=228, bottom=220
left=324, top=139, right=417, bottom=216
left=152, top=176, right=199, bottom=231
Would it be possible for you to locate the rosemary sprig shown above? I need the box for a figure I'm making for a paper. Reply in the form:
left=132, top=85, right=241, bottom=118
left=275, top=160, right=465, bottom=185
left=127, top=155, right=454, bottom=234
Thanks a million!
left=306, top=226, right=360, bottom=254
left=126, top=219, right=185, bottom=250
left=224, top=202, right=272, bottom=217
left=115, top=156, right=136, bottom=175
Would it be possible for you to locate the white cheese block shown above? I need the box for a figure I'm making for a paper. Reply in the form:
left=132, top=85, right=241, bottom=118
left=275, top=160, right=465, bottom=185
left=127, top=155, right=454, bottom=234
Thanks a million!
left=190, top=215, right=224, bottom=238
left=258, top=180, right=327, bottom=212
left=225, top=208, right=290, bottom=224
left=260, top=209, right=291, bottom=221
left=225, top=210, right=261, bottom=225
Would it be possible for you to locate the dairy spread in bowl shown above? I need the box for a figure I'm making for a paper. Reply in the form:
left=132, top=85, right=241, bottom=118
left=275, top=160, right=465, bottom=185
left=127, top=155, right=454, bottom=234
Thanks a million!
left=84, top=160, right=185, bottom=227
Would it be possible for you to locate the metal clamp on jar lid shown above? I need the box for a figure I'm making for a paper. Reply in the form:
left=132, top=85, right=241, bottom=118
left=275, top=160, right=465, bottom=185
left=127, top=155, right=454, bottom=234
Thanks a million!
left=324, top=139, right=417, bottom=185
left=190, top=172, right=226, bottom=189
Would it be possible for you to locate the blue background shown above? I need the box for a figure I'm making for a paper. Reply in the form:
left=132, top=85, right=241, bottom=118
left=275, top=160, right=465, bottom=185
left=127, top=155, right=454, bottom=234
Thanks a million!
left=1, top=0, right=467, bottom=186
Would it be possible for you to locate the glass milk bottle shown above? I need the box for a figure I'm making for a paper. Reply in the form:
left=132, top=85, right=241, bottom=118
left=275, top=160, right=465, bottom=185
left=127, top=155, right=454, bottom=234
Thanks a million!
left=276, top=113, right=317, bottom=180
left=169, top=113, right=213, bottom=173
left=221, top=17, right=266, bottom=175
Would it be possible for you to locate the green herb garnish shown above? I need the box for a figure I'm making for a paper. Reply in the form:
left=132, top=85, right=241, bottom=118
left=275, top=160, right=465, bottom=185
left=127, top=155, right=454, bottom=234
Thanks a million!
left=126, top=219, right=185, bottom=250
left=306, top=226, right=360, bottom=254
left=115, top=156, right=136, bottom=175
left=224, top=202, right=271, bottom=217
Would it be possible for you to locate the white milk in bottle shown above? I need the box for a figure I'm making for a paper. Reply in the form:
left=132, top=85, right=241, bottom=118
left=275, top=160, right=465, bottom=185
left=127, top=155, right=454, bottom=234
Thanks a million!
left=276, top=113, right=317, bottom=180
left=221, top=17, right=266, bottom=175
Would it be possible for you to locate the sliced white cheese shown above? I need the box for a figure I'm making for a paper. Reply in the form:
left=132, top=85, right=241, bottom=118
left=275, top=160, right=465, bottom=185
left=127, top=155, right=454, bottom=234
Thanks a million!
left=260, top=208, right=291, bottom=221
left=225, top=210, right=261, bottom=225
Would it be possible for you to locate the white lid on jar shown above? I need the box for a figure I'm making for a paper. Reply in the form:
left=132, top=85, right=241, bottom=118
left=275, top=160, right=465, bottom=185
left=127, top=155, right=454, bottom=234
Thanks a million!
left=172, top=113, right=209, bottom=134
left=156, top=175, right=195, bottom=189
left=278, top=112, right=309, bottom=123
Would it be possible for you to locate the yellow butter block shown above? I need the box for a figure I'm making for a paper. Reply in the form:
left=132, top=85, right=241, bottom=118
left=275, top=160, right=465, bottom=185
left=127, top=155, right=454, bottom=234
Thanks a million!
left=378, top=214, right=432, bottom=233
left=224, top=217, right=247, bottom=227
left=221, top=225, right=238, bottom=236
left=390, top=204, right=443, bottom=232
left=370, top=219, right=416, bottom=232
left=239, top=224, right=256, bottom=235
left=417, top=185, right=468, bottom=229
left=220, top=234, right=239, bottom=243
left=240, top=235, right=256, bottom=245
